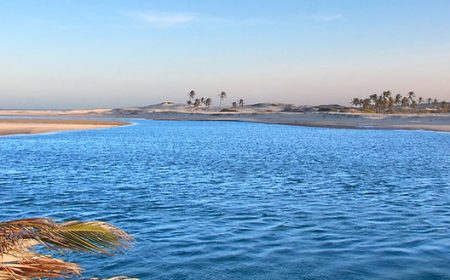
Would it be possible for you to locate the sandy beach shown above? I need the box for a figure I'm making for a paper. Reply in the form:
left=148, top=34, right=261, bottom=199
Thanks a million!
left=107, top=103, right=450, bottom=132
left=1, top=104, right=450, bottom=133
left=0, top=119, right=129, bottom=136
left=0, top=108, right=110, bottom=117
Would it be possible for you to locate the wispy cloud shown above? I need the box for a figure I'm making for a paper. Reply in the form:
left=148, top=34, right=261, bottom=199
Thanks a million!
left=311, top=14, right=344, bottom=22
left=206, top=16, right=272, bottom=27
left=121, top=11, right=197, bottom=27
left=122, top=10, right=344, bottom=28
left=121, top=10, right=273, bottom=28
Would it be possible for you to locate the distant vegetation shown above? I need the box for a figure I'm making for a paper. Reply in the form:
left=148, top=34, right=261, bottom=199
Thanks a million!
left=219, top=91, right=227, bottom=108
left=186, top=90, right=245, bottom=111
left=181, top=89, right=448, bottom=114
left=351, top=91, right=449, bottom=114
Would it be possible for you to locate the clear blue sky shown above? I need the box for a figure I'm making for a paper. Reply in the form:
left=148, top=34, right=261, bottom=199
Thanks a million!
left=1, top=0, right=449, bottom=108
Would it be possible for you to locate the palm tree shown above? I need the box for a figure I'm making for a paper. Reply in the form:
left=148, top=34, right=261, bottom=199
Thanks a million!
left=427, top=98, right=432, bottom=105
left=0, top=218, right=132, bottom=279
left=381, top=91, right=392, bottom=113
left=369, top=94, right=378, bottom=103
left=239, top=99, right=244, bottom=108
left=188, top=90, right=196, bottom=101
left=441, top=101, right=449, bottom=113
left=395, top=94, right=402, bottom=106
left=408, top=91, right=415, bottom=103
left=377, top=95, right=385, bottom=113
left=351, top=98, right=361, bottom=108
left=219, top=91, right=227, bottom=108
left=194, top=98, right=201, bottom=108
left=369, top=94, right=378, bottom=111
left=231, top=101, right=238, bottom=109
left=418, top=97, right=423, bottom=104
left=401, top=97, right=409, bottom=108
left=362, top=98, right=371, bottom=110
left=205, top=98, right=212, bottom=108
left=388, top=97, right=394, bottom=113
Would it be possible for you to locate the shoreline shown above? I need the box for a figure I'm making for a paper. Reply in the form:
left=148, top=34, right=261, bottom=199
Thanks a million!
left=0, top=119, right=129, bottom=137
left=1, top=109, right=450, bottom=133
left=109, top=111, right=450, bottom=133
left=155, top=118, right=450, bottom=132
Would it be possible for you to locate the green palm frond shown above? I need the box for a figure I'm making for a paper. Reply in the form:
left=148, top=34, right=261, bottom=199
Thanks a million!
left=46, top=221, right=132, bottom=254
left=1, top=218, right=133, bottom=279
left=0, top=218, right=132, bottom=255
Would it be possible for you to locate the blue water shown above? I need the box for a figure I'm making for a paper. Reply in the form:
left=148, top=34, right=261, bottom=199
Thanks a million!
left=1, top=120, right=450, bottom=280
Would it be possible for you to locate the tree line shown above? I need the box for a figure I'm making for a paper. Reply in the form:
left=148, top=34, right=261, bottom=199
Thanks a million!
left=186, top=90, right=244, bottom=110
left=351, top=91, right=449, bottom=113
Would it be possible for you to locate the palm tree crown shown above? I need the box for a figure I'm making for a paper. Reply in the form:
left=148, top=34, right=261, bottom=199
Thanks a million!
left=395, top=94, right=402, bottom=105
left=239, top=99, right=244, bottom=108
left=219, top=91, right=227, bottom=107
left=205, top=98, right=212, bottom=108
left=188, top=90, right=196, bottom=101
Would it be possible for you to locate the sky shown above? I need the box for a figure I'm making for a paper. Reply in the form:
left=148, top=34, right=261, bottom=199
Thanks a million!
left=0, top=0, right=449, bottom=109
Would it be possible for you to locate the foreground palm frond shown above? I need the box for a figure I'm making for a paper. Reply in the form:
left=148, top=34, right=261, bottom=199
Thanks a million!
left=84, top=277, right=139, bottom=280
left=0, top=218, right=132, bottom=255
left=0, top=251, right=81, bottom=280
left=0, top=218, right=133, bottom=279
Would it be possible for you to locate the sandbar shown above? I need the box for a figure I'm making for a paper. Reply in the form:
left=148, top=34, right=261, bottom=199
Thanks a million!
left=0, top=119, right=129, bottom=136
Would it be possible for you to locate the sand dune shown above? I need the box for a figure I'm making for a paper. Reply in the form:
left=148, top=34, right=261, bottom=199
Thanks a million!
left=1, top=102, right=449, bottom=133
left=108, top=103, right=450, bottom=132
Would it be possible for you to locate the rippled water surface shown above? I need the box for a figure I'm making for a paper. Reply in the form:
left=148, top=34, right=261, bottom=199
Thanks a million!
left=1, top=120, right=450, bottom=279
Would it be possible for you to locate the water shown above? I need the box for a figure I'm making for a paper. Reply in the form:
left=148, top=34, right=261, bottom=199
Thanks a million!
left=1, top=120, right=450, bottom=280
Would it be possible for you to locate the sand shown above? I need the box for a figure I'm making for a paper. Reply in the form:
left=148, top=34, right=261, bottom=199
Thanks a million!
left=241, top=112, right=450, bottom=132
left=1, top=103, right=450, bottom=133
left=0, top=119, right=129, bottom=136
left=108, top=108, right=450, bottom=132
left=0, top=108, right=110, bottom=116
